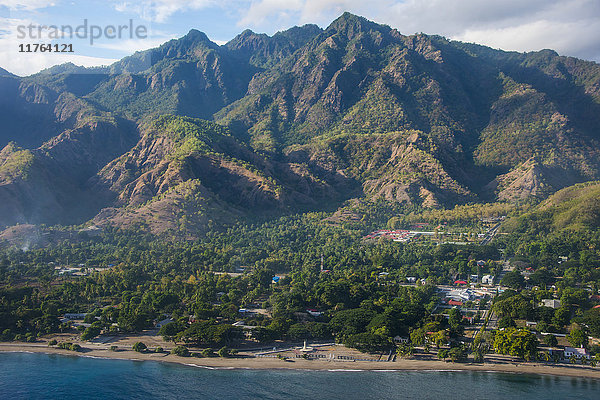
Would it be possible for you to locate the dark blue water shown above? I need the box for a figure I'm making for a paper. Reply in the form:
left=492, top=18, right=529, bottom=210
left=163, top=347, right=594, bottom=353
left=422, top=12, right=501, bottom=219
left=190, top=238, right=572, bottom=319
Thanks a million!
left=1, top=352, right=599, bottom=399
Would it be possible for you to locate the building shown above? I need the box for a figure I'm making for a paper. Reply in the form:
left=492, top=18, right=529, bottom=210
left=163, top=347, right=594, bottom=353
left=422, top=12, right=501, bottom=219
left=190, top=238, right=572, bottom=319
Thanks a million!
left=542, top=299, right=561, bottom=309
left=238, top=309, right=257, bottom=317
left=406, top=277, right=417, bottom=283
left=564, top=347, right=590, bottom=359
left=155, top=318, right=174, bottom=328
left=393, top=336, right=409, bottom=343
left=306, top=309, right=322, bottom=317
left=481, top=275, right=494, bottom=285
left=63, top=313, right=87, bottom=320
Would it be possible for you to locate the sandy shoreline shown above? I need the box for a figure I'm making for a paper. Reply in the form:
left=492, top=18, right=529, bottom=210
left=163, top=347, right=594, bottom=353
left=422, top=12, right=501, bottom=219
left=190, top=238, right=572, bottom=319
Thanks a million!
left=2, top=343, right=600, bottom=379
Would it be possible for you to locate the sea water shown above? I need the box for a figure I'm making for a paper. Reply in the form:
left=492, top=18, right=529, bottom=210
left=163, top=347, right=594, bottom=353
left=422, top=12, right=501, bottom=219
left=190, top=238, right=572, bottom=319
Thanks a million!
left=1, top=352, right=598, bottom=399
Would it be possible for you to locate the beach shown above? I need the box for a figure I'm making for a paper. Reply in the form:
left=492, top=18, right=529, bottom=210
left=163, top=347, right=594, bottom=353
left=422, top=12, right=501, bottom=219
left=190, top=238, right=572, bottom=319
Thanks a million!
left=2, top=342, right=600, bottom=379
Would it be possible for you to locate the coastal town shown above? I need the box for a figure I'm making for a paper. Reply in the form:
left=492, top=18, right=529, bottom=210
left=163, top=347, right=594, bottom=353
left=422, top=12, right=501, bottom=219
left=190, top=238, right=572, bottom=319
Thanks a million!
left=4, top=251, right=599, bottom=377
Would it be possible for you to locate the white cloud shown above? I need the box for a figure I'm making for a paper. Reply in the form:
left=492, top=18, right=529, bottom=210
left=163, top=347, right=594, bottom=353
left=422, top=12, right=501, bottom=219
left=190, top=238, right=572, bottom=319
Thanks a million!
left=0, top=0, right=56, bottom=11
left=94, top=36, right=176, bottom=53
left=238, top=0, right=372, bottom=29
left=113, top=0, right=216, bottom=23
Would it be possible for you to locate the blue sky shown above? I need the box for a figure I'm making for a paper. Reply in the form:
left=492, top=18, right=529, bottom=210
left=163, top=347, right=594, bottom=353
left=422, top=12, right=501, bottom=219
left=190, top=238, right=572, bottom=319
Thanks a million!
left=1, top=0, right=599, bottom=76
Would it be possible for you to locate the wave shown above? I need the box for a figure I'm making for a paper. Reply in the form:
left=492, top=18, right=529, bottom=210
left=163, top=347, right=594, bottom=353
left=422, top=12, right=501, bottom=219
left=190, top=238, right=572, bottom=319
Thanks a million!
left=327, top=369, right=365, bottom=372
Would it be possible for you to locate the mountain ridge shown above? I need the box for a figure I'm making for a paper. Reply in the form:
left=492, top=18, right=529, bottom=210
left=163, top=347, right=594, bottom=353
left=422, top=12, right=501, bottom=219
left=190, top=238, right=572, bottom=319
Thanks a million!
left=1, top=12, right=599, bottom=236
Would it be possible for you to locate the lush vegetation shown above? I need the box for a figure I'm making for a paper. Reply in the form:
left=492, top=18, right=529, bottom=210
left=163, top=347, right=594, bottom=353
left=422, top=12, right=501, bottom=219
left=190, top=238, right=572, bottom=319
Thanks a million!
left=1, top=13, right=600, bottom=366
left=1, top=189, right=599, bottom=365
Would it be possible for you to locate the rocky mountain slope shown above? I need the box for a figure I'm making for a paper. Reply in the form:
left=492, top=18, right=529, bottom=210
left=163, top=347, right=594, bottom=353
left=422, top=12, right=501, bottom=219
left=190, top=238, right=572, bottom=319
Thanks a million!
left=1, top=13, right=600, bottom=236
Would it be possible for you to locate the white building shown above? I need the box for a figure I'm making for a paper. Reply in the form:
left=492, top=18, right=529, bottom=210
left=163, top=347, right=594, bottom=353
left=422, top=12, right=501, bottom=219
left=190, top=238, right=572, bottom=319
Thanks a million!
left=481, top=275, right=494, bottom=285
left=447, top=288, right=477, bottom=302
left=564, top=347, right=590, bottom=359
left=63, top=313, right=87, bottom=320
left=155, top=318, right=174, bottom=328
left=542, top=299, right=561, bottom=309
left=393, top=336, right=409, bottom=343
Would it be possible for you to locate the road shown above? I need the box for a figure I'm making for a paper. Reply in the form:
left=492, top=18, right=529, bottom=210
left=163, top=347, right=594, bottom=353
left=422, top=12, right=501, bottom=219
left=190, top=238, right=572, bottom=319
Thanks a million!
left=480, top=222, right=501, bottom=245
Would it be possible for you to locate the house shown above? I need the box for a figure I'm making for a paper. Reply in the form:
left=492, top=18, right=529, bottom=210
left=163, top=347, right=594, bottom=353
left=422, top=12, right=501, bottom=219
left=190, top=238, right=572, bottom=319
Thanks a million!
left=238, top=309, right=256, bottom=317
left=406, top=277, right=417, bottom=283
left=564, top=347, right=590, bottom=359
left=481, top=275, right=494, bottom=285
left=448, top=299, right=463, bottom=307
left=63, top=313, right=87, bottom=320
left=476, top=260, right=486, bottom=267
left=306, top=309, right=322, bottom=317
left=470, top=274, right=479, bottom=283
left=232, top=321, right=257, bottom=329
left=155, top=318, right=174, bottom=328
left=393, top=336, right=409, bottom=344
left=542, top=299, right=561, bottom=309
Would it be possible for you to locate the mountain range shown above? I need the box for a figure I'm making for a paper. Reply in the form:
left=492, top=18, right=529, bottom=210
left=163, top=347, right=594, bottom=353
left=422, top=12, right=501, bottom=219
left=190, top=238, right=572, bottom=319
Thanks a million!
left=1, top=12, right=600, bottom=237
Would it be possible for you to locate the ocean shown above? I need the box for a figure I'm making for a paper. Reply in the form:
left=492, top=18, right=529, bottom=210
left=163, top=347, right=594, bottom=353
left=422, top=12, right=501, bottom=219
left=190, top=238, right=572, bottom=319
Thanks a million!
left=1, top=352, right=599, bottom=399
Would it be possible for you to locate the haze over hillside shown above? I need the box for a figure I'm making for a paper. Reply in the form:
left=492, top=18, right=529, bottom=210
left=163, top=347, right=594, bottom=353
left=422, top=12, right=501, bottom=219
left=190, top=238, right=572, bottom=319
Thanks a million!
left=1, top=13, right=600, bottom=237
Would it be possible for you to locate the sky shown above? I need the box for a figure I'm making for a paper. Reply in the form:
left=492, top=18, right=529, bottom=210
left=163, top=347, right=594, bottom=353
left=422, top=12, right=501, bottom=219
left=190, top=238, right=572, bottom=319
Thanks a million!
left=0, top=0, right=599, bottom=76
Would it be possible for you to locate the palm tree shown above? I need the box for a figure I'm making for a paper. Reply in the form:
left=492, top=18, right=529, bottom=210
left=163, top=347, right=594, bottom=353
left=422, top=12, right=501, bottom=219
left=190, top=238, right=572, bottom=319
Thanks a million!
left=552, top=353, right=560, bottom=363
left=570, top=355, right=578, bottom=364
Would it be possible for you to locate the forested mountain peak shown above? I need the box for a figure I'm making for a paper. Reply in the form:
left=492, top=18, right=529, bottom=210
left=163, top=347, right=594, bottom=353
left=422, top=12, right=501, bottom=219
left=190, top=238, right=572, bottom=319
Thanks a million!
left=0, top=13, right=599, bottom=235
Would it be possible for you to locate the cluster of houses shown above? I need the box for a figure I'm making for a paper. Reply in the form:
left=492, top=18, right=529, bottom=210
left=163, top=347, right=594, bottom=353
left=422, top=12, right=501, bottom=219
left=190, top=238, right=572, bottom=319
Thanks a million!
left=54, top=264, right=113, bottom=276
left=438, top=287, right=485, bottom=306
left=364, top=229, right=422, bottom=242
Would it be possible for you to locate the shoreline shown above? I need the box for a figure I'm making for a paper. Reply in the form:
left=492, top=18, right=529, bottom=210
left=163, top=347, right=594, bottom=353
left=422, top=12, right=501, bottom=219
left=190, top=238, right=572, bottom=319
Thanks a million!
left=2, top=343, right=600, bottom=379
